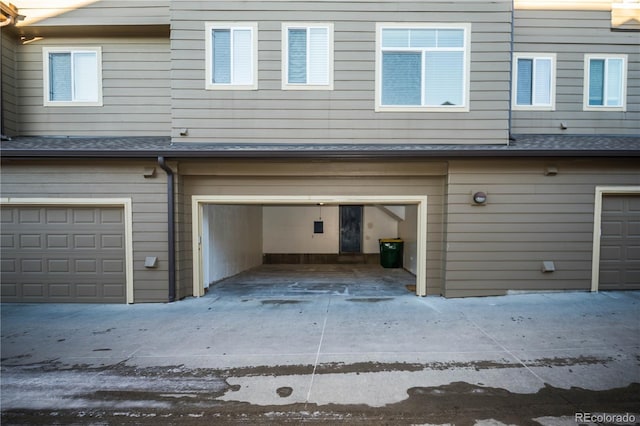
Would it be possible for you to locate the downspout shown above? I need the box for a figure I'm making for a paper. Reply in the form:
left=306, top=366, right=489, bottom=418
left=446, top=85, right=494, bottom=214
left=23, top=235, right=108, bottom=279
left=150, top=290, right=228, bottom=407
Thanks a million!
left=158, top=156, right=176, bottom=302
left=508, top=0, right=515, bottom=143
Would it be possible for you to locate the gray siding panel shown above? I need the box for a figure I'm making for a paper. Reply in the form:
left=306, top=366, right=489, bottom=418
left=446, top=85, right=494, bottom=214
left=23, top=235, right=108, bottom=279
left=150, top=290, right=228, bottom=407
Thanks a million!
left=0, top=161, right=170, bottom=303
left=170, top=1, right=511, bottom=144
left=16, top=0, right=169, bottom=26
left=512, top=9, right=640, bottom=135
left=17, top=37, right=171, bottom=137
left=444, top=158, right=640, bottom=298
left=1, top=32, right=18, bottom=136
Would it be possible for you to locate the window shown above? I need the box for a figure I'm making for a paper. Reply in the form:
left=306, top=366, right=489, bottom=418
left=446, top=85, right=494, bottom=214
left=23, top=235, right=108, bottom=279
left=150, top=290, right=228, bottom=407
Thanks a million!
left=512, top=53, right=556, bottom=110
left=282, top=23, right=334, bottom=90
left=205, top=23, right=258, bottom=90
left=376, top=23, right=471, bottom=112
left=43, top=47, right=102, bottom=106
left=584, top=54, right=627, bottom=111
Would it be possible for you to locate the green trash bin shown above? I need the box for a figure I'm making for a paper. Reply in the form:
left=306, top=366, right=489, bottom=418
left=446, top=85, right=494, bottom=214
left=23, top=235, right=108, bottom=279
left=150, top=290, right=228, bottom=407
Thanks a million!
left=379, top=238, right=404, bottom=268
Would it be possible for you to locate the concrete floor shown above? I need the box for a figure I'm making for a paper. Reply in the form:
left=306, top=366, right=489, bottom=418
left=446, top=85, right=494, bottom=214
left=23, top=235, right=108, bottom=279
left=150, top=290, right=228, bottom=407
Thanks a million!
left=1, top=264, right=639, bottom=425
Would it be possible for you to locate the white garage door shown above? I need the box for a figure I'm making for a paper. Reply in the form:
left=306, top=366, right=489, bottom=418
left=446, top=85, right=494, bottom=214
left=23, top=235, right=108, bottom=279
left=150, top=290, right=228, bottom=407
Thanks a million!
left=599, top=195, right=640, bottom=290
left=0, top=206, right=126, bottom=303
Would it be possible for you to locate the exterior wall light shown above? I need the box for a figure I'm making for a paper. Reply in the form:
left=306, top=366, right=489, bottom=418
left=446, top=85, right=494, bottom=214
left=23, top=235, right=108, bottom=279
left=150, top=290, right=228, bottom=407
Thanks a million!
left=472, top=191, right=487, bottom=205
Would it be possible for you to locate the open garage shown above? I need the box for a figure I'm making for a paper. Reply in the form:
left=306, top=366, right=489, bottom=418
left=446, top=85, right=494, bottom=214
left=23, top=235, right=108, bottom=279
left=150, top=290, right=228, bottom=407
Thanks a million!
left=193, top=196, right=428, bottom=297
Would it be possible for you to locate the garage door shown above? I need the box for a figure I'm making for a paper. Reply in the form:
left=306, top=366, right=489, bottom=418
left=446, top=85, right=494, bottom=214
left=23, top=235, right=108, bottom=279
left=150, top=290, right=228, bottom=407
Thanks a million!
left=599, top=195, right=640, bottom=290
left=0, top=206, right=126, bottom=303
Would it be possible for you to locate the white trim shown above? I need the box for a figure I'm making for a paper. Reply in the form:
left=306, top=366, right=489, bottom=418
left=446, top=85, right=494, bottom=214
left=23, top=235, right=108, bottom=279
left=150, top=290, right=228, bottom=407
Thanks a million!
left=43, top=46, right=103, bottom=107
left=1, top=197, right=134, bottom=304
left=590, top=186, right=640, bottom=292
left=191, top=195, right=429, bottom=297
left=375, top=22, right=471, bottom=112
left=205, top=22, right=259, bottom=91
left=583, top=54, right=627, bottom=112
left=281, top=23, right=334, bottom=90
left=512, top=52, right=556, bottom=111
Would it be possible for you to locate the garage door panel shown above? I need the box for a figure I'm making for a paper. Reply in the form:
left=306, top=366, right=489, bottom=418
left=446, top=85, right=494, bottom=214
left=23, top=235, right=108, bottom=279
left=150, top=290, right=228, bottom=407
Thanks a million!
left=48, top=235, right=70, bottom=248
left=0, top=206, right=126, bottom=303
left=21, top=259, right=43, bottom=272
left=19, top=234, right=42, bottom=248
left=46, top=209, right=70, bottom=224
left=19, top=209, right=41, bottom=223
left=50, top=284, right=71, bottom=297
left=600, top=195, right=640, bottom=290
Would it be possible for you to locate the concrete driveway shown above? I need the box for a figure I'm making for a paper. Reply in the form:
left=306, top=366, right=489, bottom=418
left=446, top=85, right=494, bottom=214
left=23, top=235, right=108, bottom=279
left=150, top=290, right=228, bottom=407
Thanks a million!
left=1, top=265, right=639, bottom=425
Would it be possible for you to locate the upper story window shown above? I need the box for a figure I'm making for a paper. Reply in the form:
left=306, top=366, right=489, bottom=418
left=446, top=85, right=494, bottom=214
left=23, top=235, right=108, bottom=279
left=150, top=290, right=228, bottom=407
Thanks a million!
left=205, top=22, right=258, bottom=90
left=282, top=23, right=334, bottom=90
left=584, top=54, right=627, bottom=111
left=375, top=23, right=471, bottom=112
left=512, top=53, right=556, bottom=111
left=43, top=47, right=102, bottom=107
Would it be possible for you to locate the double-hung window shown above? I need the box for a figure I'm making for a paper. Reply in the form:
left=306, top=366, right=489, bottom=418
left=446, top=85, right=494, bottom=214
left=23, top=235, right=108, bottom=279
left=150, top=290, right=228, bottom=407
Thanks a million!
left=584, top=54, right=627, bottom=111
left=43, top=47, right=102, bottom=106
left=512, top=53, right=556, bottom=110
left=205, top=22, right=258, bottom=90
left=376, top=23, right=471, bottom=112
left=282, top=23, right=334, bottom=90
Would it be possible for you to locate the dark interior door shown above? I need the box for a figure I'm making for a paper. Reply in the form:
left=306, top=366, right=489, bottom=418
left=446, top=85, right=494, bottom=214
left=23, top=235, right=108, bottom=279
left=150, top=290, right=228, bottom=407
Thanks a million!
left=340, top=205, right=363, bottom=253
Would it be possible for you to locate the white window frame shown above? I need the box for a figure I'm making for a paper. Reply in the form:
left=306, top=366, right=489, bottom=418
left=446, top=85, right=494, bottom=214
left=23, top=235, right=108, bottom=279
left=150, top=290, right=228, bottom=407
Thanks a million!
left=583, top=54, right=627, bottom=112
left=375, top=22, right=471, bottom=112
left=512, top=52, right=556, bottom=111
left=205, top=22, right=258, bottom=90
left=43, top=47, right=103, bottom=107
left=281, top=23, right=334, bottom=90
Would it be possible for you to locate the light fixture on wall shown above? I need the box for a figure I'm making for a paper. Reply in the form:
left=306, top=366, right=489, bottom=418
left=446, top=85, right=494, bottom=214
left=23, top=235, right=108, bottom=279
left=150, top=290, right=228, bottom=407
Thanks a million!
left=314, top=203, right=324, bottom=234
left=472, top=191, right=488, bottom=205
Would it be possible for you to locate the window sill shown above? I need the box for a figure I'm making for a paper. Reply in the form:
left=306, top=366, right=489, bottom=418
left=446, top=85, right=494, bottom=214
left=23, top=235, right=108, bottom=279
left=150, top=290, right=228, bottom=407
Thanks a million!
left=44, top=101, right=103, bottom=107
left=205, top=83, right=258, bottom=91
left=375, top=105, right=469, bottom=113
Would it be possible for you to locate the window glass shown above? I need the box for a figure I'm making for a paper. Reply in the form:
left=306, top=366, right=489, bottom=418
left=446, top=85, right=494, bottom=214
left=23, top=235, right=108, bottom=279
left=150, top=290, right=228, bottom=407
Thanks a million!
left=379, top=25, right=468, bottom=110
left=288, top=29, right=307, bottom=83
left=588, top=59, right=605, bottom=106
left=232, top=29, right=253, bottom=85
left=382, top=52, right=421, bottom=105
left=49, top=52, right=72, bottom=101
left=425, top=51, right=464, bottom=106
left=212, top=29, right=231, bottom=84
left=534, top=58, right=552, bottom=105
left=605, top=58, right=623, bottom=107
left=308, top=27, right=329, bottom=84
left=73, top=52, right=98, bottom=102
left=516, top=58, right=533, bottom=105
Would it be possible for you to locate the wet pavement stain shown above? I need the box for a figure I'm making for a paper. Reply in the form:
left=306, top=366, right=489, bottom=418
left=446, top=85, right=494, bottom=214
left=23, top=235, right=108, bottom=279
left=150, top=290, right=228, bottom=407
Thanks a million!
left=260, top=300, right=305, bottom=305
left=276, top=386, right=293, bottom=397
left=3, top=358, right=638, bottom=426
left=345, top=297, right=394, bottom=303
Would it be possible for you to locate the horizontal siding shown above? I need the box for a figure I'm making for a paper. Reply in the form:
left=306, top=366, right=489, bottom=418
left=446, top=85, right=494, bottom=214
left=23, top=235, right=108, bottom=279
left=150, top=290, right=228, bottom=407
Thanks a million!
left=177, top=163, right=447, bottom=297
left=17, top=37, right=171, bottom=137
left=444, top=158, right=640, bottom=297
left=512, top=9, right=640, bottom=135
left=1, top=32, right=18, bottom=136
left=16, top=0, right=169, bottom=26
left=170, top=1, right=511, bottom=144
left=0, top=161, right=170, bottom=303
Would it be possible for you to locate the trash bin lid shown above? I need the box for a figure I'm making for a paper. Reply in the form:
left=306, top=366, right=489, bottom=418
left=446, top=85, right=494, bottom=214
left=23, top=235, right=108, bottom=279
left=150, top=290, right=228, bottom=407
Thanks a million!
left=379, top=238, right=403, bottom=243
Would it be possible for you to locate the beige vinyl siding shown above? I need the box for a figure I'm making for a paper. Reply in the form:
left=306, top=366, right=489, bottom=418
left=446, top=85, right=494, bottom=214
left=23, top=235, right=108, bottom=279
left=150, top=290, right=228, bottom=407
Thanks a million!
left=444, top=158, right=640, bottom=298
left=512, top=9, right=640, bottom=135
left=175, top=159, right=447, bottom=297
left=0, top=161, right=170, bottom=303
left=14, top=0, right=169, bottom=27
left=1, top=31, right=18, bottom=136
left=17, top=37, right=170, bottom=137
left=170, top=0, right=511, bottom=144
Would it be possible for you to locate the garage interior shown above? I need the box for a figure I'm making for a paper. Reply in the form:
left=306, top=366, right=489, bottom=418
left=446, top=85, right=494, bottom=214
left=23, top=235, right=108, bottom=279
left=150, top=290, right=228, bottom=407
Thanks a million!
left=199, top=203, right=420, bottom=295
